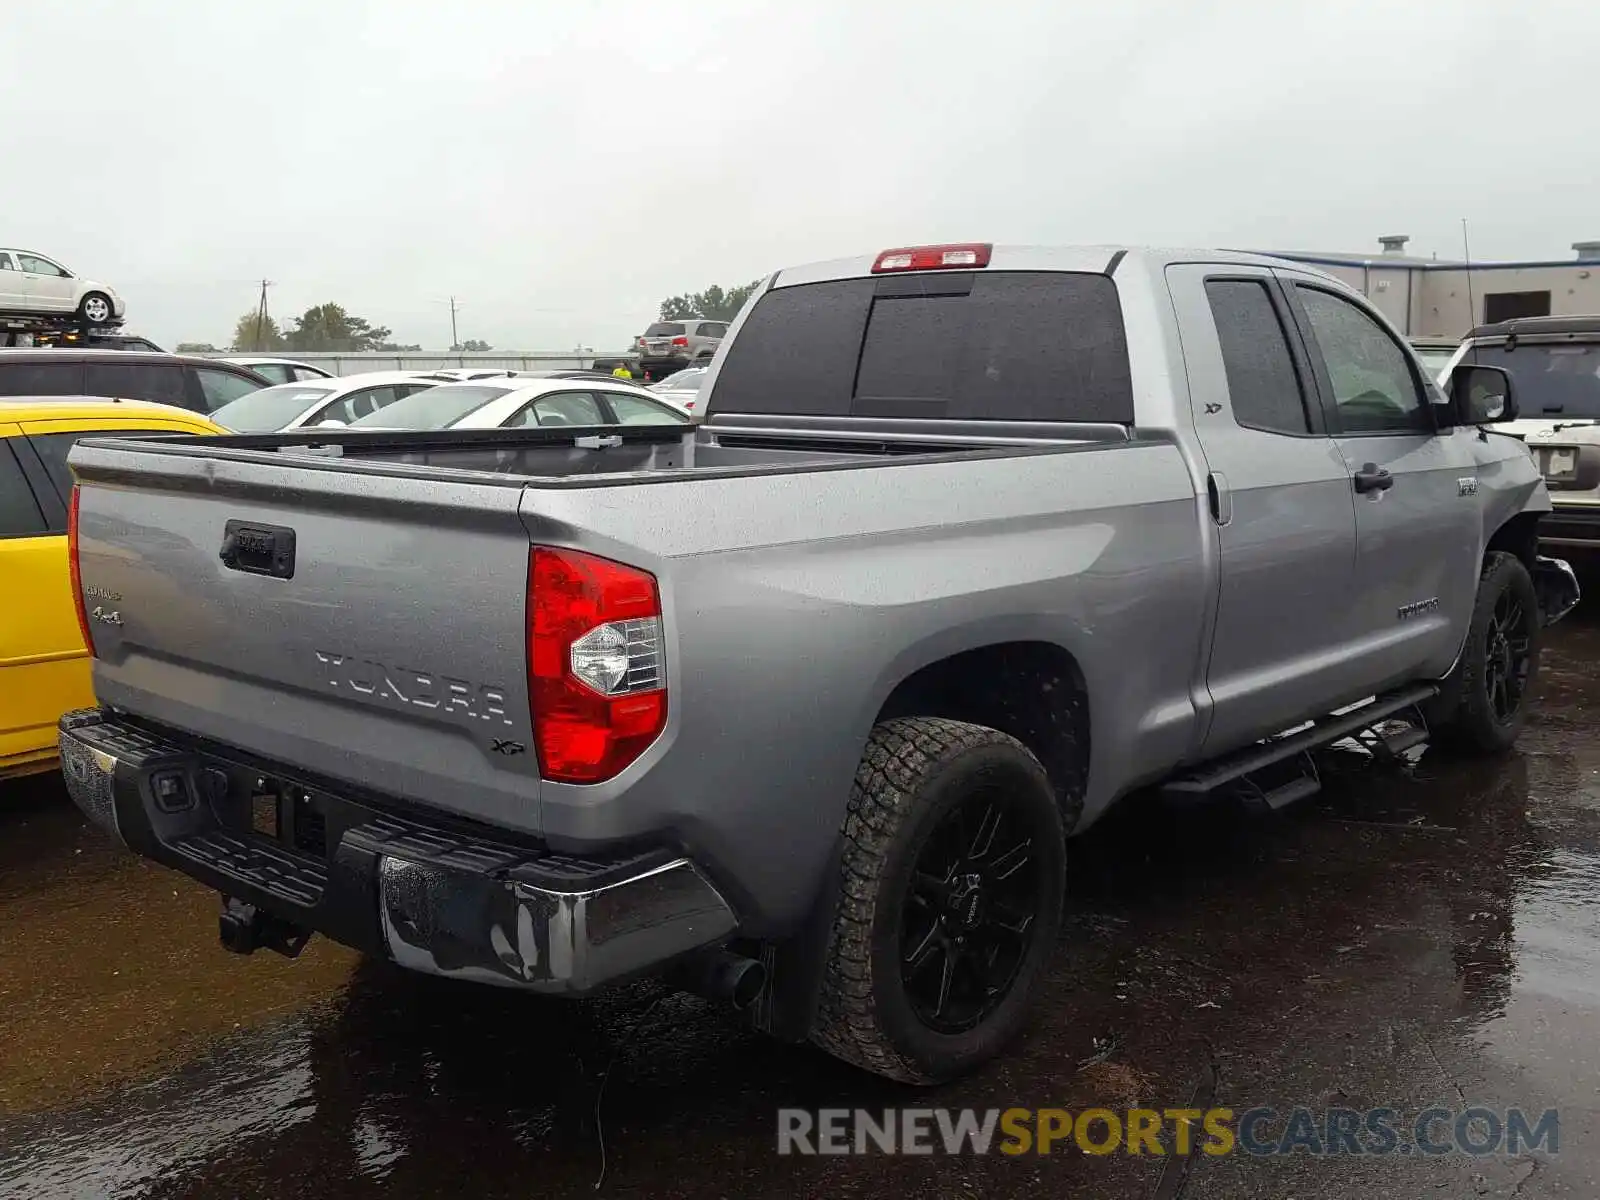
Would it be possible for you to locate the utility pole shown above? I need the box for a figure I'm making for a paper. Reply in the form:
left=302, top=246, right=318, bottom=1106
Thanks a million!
left=448, top=296, right=460, bottom=349
left=253, top=279, right=274, bottom=351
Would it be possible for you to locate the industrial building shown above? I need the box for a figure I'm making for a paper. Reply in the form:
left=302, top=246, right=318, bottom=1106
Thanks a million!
left=1259, top=236, right=1600, bottom=338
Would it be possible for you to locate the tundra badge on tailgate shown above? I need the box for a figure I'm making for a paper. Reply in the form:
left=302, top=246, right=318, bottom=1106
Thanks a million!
left=313, top=651, right=516, bottom=726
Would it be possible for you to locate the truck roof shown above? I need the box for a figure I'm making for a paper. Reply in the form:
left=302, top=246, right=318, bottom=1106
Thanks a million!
left=768, top=244, right=1333, bottom=288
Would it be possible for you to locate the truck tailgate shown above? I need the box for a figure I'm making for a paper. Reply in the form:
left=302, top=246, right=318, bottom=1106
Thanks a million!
left=69, top=441, right=544, bottom=833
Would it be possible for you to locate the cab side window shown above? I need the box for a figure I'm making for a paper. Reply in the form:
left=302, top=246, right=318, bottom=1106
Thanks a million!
left=1295, top=286, right=1429, bottom=434
left=1205, top=279, right=1312, bottom=435
left=0, top=442, right=47, bottom=539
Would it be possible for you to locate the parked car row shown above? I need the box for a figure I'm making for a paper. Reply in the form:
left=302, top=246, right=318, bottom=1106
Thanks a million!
left=208, top=368, right=693, bottom=433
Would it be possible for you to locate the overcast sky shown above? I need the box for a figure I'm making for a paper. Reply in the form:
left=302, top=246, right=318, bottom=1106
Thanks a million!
left=4, top=0, right=1597, bottom=351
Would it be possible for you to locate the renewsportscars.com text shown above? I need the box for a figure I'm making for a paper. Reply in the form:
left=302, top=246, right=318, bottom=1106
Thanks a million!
left=777, top=1106, right=1559, bottom=1157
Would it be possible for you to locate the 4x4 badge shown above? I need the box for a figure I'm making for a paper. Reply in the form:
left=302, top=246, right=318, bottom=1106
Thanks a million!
left=491, top=738, right=526, bottom=756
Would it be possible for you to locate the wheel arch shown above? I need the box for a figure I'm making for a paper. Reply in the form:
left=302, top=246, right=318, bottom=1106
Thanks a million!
left=869, top=635, right=1092, bottom=831
left=1485, top=510, right=1540, bottom=570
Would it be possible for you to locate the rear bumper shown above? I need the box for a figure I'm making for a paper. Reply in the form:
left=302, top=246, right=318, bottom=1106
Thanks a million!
left=1533, top=554, right=1581, bottom=627
left=639, top=354, right=692, bottom=375
left=57, top=708, right=738, bottom=994
left=1540, top=505, right=1600, bottom=549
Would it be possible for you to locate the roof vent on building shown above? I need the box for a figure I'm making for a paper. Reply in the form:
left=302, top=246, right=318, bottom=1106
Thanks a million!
left=1378, top=235, right=1410, bottom=256
left=1573, top=240, right=1600, bottom=260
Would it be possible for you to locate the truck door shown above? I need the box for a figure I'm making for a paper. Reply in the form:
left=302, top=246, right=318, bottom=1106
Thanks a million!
left=1277, top=274, right=1482, bottom=686
left=1165, top=265, right=1362, bottom=756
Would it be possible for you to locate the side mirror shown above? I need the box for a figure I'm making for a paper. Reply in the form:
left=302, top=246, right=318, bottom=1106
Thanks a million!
left=317, top=418, right=346, bottom=428
left=1448, top=363, right=1517, bottom=426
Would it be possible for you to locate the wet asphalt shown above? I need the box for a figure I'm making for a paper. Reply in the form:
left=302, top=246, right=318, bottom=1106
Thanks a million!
left=4, top=608, right=1600, bottom=1199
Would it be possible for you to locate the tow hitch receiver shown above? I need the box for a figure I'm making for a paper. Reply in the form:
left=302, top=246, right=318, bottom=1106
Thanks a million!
left=219, top=896, right=313, bottom=958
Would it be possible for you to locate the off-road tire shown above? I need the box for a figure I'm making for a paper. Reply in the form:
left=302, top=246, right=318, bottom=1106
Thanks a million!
left=809, top=717, right=1067, bottom=1084
left=1427, top=552, right=1542, bottom=755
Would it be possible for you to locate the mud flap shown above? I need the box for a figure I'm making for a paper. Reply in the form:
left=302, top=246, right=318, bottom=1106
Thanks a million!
left=748, top=836, right=846, bottom=1043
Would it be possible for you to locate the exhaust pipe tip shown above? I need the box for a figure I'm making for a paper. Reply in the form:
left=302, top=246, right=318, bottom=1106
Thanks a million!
left=724, top=957, right=766, bottom=1011
left=667, top=948, right=767, bottom=1011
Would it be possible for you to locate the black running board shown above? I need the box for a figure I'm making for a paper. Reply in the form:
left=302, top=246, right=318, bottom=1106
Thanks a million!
left=1163, top=684, right=1439, bottom=803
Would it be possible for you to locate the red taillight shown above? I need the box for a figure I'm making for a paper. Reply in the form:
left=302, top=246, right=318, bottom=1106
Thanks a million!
left=67, top=485, right=95, bottom=655
left=670, top=336, right=688, bottom=347
left=871, top=242, right=993, bottom=273
left=529, top=547, right=666, bottom=784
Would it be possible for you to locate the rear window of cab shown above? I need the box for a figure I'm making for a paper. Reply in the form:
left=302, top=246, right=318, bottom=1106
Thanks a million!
left=709, top=271, right=1134, bottom=423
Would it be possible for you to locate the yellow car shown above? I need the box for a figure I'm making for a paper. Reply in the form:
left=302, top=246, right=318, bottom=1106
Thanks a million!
left=1, top=399, right=226, bottom=779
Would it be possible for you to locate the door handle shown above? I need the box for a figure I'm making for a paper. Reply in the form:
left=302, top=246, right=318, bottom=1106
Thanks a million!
left=1352, top=463, right=1394, bottom=493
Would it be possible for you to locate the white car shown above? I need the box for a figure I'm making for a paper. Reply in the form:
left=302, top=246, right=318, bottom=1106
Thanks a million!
left=0, top=248, right=126, bottom=325
left=222, top=356, right=335, bottom=385
left=648, top=365, right=709, bottom=415
left=206, top=370, right=449, bottom=433
left=345, top=376, right=694, bottom=432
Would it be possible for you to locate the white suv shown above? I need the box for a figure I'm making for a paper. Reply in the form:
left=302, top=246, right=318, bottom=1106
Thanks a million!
left=0, top=248, right=126, bottom=325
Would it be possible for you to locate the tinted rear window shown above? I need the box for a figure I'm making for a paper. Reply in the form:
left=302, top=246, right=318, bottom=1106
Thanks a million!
left=709, top=272, right=1134, bottom=422
left=1464, top=342, right=1600, bottom=419
left=0, top=361, right=83, bottom=396
left=84, top=360, right=189, bottom=407
left=645, top=323, right=686, bottom=336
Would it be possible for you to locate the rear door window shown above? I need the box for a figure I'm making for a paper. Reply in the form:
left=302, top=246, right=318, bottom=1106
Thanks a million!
left=710, top=272, right=1134, bottom=422
left=84, top=360, right=189, bottom=407
left=1204, top=279, right=1312, bottom=435
left=0, top=441, right=47, bottom=539
left=0, top=361, right=84, bottom=396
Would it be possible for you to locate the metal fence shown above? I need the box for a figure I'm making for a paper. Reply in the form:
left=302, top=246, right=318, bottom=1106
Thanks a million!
left=197, top=350, right=640, bottom=377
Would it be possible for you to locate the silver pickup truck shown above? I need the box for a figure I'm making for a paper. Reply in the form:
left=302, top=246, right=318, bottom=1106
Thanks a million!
left=59, top=244, right=1580, bottom=1084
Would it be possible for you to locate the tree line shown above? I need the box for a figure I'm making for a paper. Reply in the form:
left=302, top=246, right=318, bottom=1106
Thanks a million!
left=657, top=279, right=764, bottom=322
left=178, top=303, right=443, bottom=355
left=175, top=278, right=765, bottom=356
